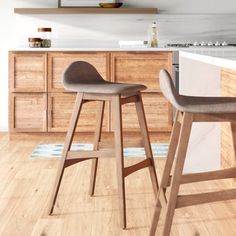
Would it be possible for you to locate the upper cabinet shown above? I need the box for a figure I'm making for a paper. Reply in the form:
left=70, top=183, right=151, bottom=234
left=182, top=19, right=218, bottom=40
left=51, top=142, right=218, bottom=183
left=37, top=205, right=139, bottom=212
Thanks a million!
left=14, top=7, right=158, bottom=14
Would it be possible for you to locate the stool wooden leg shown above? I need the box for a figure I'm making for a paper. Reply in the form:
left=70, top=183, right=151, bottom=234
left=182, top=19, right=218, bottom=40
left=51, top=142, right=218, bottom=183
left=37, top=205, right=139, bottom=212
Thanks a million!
left=89, top=101, right=105, bottom=196
left=48, top=93, right=84, bottom=215
left=135, top=93, right=159, bottom=197
left=230, top=123, right=236, bottom=163
left=149, top=111, right=182, bottom=236
left=113, top=95, right=127, bottom=229
left=162, top=112, right=193, bottom=236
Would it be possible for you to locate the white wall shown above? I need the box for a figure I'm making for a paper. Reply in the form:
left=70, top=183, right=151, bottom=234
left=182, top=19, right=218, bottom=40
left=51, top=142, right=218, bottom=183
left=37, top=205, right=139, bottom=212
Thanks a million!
left=1, top=0, right=236, bottom=131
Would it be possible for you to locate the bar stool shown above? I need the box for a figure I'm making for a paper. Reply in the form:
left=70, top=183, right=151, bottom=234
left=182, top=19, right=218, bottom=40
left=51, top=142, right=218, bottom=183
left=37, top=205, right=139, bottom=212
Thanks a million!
left=47, top=61, right=159, bottom=229
left=150, top=69, right=236, bottom=236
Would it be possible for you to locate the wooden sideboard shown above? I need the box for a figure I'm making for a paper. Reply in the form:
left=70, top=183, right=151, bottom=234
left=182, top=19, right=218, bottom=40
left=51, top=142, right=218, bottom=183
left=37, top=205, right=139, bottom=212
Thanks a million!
left=221, top=68, right=236, bottom=169
left=9, top=51, right=173, bottom=135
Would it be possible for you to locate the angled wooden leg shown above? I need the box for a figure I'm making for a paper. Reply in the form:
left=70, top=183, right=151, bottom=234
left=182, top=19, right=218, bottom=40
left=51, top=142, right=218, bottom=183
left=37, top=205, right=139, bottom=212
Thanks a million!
left=113, top=95, right=127, bottom=229
left=48, top=93, right=84, bottom=215
left=89, top=101, right=105, bottom=196
left=149, top=111, right=182, bottom=236
left=230, top=122, right=236, bottom=164
left=162, top=112, right=193, bottom=236
left=135, top=93, right=159, bottom=197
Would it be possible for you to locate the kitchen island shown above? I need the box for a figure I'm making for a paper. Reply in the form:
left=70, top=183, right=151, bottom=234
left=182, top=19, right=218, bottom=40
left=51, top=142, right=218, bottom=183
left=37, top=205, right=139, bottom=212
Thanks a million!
left=179, top=50, right=236, bottom=173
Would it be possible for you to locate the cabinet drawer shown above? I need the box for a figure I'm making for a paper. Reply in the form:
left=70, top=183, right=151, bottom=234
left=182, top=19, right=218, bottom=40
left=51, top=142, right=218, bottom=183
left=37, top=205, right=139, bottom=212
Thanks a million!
left=10, top=93, right=47, bottom=132
left=48, top=93, right=109, bottom=132
left=9, top=53, right=47, bottom=92
left=111, top=93, right=172, bottom=132
left=111, top=52, right=172, bottom=92
left=48, top=52, right=109, bottom=92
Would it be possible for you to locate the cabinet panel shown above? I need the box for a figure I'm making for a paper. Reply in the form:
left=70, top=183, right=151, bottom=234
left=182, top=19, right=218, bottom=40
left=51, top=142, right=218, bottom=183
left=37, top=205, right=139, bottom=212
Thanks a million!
left=48, top=93, right=109, bottom=132
left=111, top=52, right=172, bottom=92
left=10, top=93, right=47, bottom=132
left=9, top=53, right=47, bottom=92
left=111, top=93, right=172, bottom=132
left=48, top=52, right=109, bottom=92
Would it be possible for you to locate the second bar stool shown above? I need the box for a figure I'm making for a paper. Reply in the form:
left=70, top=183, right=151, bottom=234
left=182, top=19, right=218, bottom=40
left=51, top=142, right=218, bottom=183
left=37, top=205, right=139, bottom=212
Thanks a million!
left=47, top=61, right=159, bottom=229
left=150, top=69, right=236, bottom=236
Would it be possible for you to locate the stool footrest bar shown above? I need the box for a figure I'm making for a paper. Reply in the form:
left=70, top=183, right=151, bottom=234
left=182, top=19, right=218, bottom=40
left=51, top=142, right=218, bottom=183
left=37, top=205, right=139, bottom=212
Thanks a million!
left=166, top=167, right=236, bottom=186
left=65, top=158, right=91, bottom=168
left=176, top=188, right=236, bottom=208
left=124, top=158, right=152, bottom=177
left=121, top=95, right=140, bottom=105
left=67, top=148, right=115, bottom=160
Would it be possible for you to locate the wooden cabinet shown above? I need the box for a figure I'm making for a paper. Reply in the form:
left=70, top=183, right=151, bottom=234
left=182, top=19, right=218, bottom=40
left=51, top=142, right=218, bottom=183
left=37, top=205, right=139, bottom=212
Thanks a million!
left=10, top=93, right=47, bottom=132
left=48, top=93, right=109, bottom=132
left=48, top=52, right=108, bottom=92
left=9, top=52, right=47, bottom=132
left=9, top=51, right=173, bottom=135
left=220, top=68, right=236, bottom=169
left=111, top=52, right=173, bottom=131
left=111, top=93, right=172, bottom=131
left=111, top=52, right=172, bottom=92
left=9, top=53, right=47, bottom=92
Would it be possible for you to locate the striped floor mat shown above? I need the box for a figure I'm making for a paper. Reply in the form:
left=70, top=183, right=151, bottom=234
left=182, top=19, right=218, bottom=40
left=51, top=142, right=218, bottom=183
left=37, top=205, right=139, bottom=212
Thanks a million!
left=31, top=143, right=168, bottom=158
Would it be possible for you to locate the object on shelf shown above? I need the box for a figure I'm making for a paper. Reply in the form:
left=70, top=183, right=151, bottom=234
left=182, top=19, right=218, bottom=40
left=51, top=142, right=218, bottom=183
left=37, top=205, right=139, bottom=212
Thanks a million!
left=99, top=2, right=123, bottom=8
left=118, top=40, right=148, bottom=48
left=151, top=21, right=158, bottom=48
left=38, top=27, right=52, bottom=48
left=28, top=38, right=42, bottom=48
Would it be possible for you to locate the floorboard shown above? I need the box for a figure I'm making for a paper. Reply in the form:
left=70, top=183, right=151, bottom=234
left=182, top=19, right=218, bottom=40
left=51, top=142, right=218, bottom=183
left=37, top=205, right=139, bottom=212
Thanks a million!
left=0, top=132, right=236, bottom=236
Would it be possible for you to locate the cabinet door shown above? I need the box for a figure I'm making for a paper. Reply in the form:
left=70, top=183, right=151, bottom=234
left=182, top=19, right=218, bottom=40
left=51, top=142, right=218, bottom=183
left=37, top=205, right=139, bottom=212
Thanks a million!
left=111, top=52, right=172, bottom=92
left=111, top=93, right=172, bottom=132
left=48, top=52, right=109, bottom=92
left=48, top=93, right=109, bottom=132
left=9, top=52, right=47, bottom=92
left=10, top=93, right=47, bottom=132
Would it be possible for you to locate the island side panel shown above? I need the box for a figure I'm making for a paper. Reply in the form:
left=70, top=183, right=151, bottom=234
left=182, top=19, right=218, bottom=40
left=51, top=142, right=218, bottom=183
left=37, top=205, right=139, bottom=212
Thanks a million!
left=221, top=68, right=236, bottom=170
left=179, top=56, right=221, bottom=173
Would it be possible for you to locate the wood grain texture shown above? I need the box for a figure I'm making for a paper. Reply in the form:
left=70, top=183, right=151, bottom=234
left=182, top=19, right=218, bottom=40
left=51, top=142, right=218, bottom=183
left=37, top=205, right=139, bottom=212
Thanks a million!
left=47, top=93, right=109, bottom=132
left=9, top=51, right=173, bottom=135
left=2, top=133, right=236, bottom=236
left=48, top=52, right=109, bottom=92
left=9, top=52, right=47, bottom=92
left=14, top=7, right=158, bottom=14
left=111, top=52, right=173, bottom=92
left=111, top=93, right=172, bottom=132
left=220, top=68, right=236, bottom=170
left=10, top=93, right=47, bottom=132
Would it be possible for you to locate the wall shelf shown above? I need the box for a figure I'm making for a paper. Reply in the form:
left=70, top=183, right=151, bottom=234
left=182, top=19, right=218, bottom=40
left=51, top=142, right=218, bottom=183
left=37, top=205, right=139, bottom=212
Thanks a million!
left=14, top=7, right=158, bottom=14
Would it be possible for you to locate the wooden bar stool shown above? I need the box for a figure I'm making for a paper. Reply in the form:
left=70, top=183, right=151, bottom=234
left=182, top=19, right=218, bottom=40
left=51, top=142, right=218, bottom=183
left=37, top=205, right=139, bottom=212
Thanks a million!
left=47, top=61, right=159, bottom=229
left=150, top=69, right=236, bottom=236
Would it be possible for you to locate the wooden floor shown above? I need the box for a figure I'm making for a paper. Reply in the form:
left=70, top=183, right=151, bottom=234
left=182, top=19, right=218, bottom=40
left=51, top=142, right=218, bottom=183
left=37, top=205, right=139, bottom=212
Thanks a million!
left=1, top=132, right=236, bottom=236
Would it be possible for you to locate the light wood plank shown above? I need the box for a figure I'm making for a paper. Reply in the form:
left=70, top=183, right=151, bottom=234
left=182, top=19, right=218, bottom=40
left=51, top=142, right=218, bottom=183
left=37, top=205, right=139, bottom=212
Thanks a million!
left=1, top=133, right=236, bottom=235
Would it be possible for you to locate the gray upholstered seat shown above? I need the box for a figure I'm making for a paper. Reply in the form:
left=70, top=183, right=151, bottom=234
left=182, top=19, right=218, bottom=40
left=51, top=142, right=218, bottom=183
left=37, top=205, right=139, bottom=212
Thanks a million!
left=160, top=69, right=236, bottom=113
left=63, top=61, right=146, bottom=94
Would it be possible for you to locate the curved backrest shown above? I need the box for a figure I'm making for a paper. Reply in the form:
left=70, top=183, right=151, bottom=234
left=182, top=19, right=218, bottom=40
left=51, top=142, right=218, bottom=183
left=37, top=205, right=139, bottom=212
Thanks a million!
left=63, top=61, right=105, bottom=86
left=159, top=69, right=182, bottom=109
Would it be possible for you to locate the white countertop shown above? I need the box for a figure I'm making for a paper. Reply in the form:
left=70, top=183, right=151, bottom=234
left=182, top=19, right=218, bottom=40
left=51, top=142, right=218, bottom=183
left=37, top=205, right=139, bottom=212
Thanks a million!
left=180, top=50, right=236, bottom=70
left=10, top=47, right=236, bottom=52
left=10, top=47, right=177, bottom=52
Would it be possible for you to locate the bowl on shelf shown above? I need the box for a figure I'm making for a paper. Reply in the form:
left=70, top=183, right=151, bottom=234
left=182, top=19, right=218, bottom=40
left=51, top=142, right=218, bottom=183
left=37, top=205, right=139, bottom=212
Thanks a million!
left=99, top=2, right=123, bottom=8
